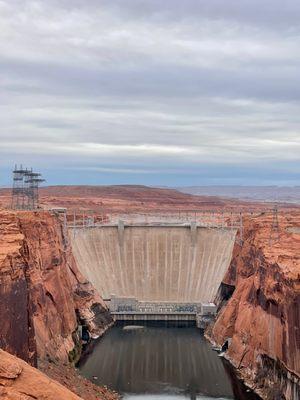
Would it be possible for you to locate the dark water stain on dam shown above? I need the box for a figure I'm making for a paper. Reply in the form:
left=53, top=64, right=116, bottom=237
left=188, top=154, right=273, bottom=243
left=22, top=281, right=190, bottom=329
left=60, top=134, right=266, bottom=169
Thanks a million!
left=78, top=324, right=260, bottom=400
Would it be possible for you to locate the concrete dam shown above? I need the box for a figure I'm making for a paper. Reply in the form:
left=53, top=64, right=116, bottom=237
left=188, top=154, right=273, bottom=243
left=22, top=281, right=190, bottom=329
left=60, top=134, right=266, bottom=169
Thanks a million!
left=70, top=224, right=236, bottom=305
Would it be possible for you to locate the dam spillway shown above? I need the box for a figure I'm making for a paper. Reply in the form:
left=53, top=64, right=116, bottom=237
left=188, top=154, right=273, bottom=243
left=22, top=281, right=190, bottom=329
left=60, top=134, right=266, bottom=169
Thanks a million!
left=70, top=224, right=236, bottom=303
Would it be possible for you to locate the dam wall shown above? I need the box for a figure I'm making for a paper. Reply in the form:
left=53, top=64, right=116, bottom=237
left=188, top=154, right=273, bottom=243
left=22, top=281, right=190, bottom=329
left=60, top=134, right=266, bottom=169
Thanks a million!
left=70, top=225, right=236, bottom=303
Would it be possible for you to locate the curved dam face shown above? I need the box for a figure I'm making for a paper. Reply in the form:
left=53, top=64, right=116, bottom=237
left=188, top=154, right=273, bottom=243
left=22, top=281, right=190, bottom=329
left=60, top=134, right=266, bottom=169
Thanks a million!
left=70, top=225, right=236, bottom=303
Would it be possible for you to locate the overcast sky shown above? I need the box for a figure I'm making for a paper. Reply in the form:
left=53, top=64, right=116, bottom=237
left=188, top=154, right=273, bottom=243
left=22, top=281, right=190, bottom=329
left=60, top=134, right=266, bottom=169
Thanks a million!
left=1, top=0, right=300, bottom=186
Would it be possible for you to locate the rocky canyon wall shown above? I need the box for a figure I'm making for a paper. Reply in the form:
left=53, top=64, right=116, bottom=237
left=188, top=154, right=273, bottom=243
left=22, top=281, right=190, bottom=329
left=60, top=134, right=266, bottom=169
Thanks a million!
left=209, top=212, right=300, bottom=400
left=0, top=349, right=82, bottom=400
left=0, top=209, right=112, bottom=366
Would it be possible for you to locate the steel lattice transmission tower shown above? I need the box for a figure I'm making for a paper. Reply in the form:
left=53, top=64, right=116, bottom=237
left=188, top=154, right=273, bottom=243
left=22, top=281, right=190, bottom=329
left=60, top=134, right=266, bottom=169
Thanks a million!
left=11, top=165, right=28, bottom=209
left=11, top=165, right=45, bottom=210
left=24, top=170, right=45, bottom=210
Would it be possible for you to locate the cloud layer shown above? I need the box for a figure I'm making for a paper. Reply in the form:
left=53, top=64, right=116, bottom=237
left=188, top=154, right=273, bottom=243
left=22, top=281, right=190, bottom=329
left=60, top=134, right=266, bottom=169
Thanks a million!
left=0, top=0, right=300, bottom=185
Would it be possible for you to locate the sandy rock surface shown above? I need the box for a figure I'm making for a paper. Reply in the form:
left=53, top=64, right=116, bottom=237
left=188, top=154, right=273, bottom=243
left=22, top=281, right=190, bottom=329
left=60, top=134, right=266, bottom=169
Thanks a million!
left=209, top=211, right=300, bottom=399
left=0, top=209, right=112, bottom=365
left=0, top=349, right=81, bottom=399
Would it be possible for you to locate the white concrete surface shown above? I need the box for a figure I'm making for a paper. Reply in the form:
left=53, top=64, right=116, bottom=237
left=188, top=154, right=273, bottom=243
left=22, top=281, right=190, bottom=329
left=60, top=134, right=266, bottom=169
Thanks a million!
left=70, top=226, right=236, bottom=303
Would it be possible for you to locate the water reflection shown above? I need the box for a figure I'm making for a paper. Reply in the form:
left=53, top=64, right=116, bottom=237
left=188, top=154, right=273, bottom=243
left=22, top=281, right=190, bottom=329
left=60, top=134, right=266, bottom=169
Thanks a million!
left=78, top=325, right=259, bottom=400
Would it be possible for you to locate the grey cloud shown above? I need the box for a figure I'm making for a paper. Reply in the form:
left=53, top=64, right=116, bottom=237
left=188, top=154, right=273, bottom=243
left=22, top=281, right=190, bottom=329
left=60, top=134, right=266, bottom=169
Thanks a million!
left=48, top=0, right=300, bottom=30
left=2, top=56, right=300, bottom=103
left=0, top=0, right=299, bottom=186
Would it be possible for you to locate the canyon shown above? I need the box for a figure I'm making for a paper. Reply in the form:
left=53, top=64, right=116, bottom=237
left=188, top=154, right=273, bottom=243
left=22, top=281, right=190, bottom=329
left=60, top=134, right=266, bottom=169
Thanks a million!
left=209, top=211, right=300, bottom=400
left=0, top=209, right=113, bottom=364
left=0, top=207, right=116, bottom=399
left=0, top=185, right=299, bottom=400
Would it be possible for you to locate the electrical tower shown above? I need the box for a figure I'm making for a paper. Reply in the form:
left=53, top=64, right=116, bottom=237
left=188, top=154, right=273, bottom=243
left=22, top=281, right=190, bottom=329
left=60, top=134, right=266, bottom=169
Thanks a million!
left=24, top=170, right=45, bottom=210
left=11, top=165, right=45, bottom=210
left=11, top=164, right=28, bottom=209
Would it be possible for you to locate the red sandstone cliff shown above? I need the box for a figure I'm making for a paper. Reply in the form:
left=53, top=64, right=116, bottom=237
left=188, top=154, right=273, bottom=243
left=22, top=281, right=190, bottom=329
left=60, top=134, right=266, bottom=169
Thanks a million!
left=0, top=209, right=113, bottom=366
left=0, top=349, right=81, bottom=399
left=0, top=349, right=118, bottom=400
left=209, top=212, right=300, bottom=400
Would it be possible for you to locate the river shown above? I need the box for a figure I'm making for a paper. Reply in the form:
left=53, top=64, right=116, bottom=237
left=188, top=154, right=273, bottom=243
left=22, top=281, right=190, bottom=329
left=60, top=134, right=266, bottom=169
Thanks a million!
left=78, top=324, right=260, bottom=400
